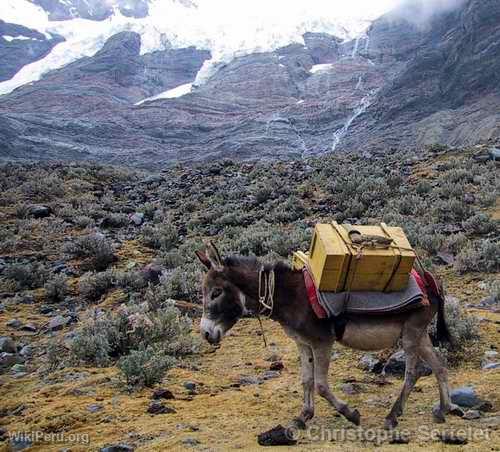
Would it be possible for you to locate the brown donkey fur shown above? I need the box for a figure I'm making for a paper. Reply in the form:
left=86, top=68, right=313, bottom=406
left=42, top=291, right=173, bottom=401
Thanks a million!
left=196, top=244, right=464, bottom=430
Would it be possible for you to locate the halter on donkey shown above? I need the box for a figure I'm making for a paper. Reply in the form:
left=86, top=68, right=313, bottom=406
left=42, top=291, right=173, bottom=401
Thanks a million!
left=196, top=242, right=464, bottom=431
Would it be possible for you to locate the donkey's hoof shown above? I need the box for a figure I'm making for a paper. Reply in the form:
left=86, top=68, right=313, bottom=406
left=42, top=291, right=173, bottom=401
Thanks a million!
left=291, top=417, right=307, bottom=430
left=384, top=417, right=398, bottom=430
left=348, top=409, right=361, bottom=426
left=432, top=405, right=446, bottom=424
left=448, top=404, right=465, bottom=417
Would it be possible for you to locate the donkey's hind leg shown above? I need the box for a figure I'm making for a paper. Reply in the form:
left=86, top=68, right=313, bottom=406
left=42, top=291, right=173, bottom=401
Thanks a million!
left=312, top=342, right=361, bottom=425
left=384, top=318, right=427, bottom=430
left=417, top=334, right=464, bottom=423
left=291, top=342, right=315, bottom=429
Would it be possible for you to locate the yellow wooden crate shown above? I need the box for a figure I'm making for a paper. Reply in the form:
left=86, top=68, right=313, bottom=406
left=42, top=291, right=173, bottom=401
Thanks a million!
left=307, top=222, right=416, bottom=292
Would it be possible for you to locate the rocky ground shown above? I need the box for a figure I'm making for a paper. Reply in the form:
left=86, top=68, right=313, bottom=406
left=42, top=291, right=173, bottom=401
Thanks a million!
left=0, top=145, right=498, bottom=450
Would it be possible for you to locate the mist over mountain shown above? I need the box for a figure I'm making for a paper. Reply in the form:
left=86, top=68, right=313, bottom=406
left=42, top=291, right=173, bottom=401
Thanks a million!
left=0, top=0, right=499, bottom=166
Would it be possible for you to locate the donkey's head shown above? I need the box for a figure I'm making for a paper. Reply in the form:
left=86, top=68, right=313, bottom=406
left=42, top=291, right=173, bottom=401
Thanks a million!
left=195, top=243, right=247, bottom=345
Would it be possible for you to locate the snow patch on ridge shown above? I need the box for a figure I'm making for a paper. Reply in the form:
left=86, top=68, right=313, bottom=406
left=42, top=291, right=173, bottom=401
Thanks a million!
left=135, top=82, right=193, bottom=105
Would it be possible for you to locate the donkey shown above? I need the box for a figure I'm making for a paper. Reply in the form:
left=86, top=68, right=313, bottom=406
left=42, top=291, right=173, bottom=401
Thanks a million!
left=195, top=243, right=464, bottom=430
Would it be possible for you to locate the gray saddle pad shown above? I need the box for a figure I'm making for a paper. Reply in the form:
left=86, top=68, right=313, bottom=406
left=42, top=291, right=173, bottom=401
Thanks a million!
left=318, top=274, right=425, bottom=317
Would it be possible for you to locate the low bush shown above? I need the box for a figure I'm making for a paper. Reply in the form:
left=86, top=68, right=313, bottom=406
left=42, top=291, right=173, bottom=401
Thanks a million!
left=79, top=270, right=114, bottom=302
left=455, top=239, right=500, bottom=273
left=44, top=275, right=68, bottom=303
left=70, top=295, right=196, bottom=377
left=429, top=296, right=480, bottom=364
left=140, top=224, right=178, bottom=251
left=64, top=233, right=115, bottom=271
left=118, top=346, right=176, bottom=388
left=4, top=262, right=48, bottom=290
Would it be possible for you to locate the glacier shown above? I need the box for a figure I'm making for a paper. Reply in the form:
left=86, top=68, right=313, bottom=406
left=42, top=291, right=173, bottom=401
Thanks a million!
left=0, top=0, right=392, bottom=96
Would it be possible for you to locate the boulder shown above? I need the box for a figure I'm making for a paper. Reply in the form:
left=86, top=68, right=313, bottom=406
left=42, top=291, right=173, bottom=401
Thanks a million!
left=100, top=445, right=135, bottom=452
left=130, top=212, right=144, bottom=225
left=451, top=387, right=483, bottom=408
left=359, top=353, right=384, bottom=373
left=147, top=401, right=176, bottom=415
left=27, top=205, right=51, bottom=218
left=382, top=350, right=432, bottom=377
left=0, top=336, right=17, bottom=353
left=48, top=315, right=71, bottom=331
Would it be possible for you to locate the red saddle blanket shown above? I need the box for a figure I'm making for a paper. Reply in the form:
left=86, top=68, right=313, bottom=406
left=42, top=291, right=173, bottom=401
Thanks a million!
left=304, top=268, right=434, bottom=319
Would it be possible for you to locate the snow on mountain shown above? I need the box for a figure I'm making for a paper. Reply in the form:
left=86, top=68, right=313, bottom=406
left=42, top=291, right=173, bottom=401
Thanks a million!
left=0, top=0, right=384, bottom=96
left=135, top=82, right=193, bottom=105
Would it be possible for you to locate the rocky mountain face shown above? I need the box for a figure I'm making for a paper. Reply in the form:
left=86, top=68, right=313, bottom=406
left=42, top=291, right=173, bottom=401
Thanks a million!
left=31, top=0, right=151, bottom=21
left=0, top=20, right=63, bottom=82
left=0, top=0, right=499, bottom=166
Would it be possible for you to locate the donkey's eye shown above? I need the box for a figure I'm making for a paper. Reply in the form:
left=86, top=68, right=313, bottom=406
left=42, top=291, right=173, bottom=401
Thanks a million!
left=211, top=288, right=223, bottom=299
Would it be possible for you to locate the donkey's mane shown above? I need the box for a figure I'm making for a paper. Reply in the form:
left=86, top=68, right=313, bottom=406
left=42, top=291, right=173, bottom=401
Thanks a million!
left=223, top=255, right=295, bottom=275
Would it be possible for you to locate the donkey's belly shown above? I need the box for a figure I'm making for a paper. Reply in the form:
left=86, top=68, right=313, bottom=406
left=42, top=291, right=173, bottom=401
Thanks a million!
left=339, top=317, right=403, bottom=351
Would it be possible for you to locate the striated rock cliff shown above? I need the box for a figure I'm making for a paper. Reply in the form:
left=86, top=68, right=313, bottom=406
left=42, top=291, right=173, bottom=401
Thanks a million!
left=0, top=0, right=499, bottom=166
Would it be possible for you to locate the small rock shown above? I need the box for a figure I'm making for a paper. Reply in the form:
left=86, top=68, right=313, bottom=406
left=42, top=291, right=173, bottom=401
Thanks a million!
left=100, top=444, right=135, bottom=452
left=0, top=336, right=17, bottom=353
left=269, top=361, right=284, bottom=371
left=257, top=425, right=297, bottom=446
left=359, top=354, right=384, bottom=373
left=482, top=362, right=500, bottom=370
left=152, top=388, right=175, bottom=400
left=450, top=387, right=483, bottom=408
left=382, top=350, right=432, bottom=377
left=438, top=432, right=468, bottom=445
left=436, top=252, right=455, bottom=265
left=183, top=381, right=196, bottom=391
left=239, top=375, right=261, bottom=386
left=147, top=401, right=176, bottom=415
left=261, top=370, right=280, bottom=380
left=389, top=432, right=410, bottom=444
left=341, top=383, right=362, bottom=395
left=19, top=345, right=33, bottom=358
left=142, top=264, right=163, bottom=285
left=9, top=435, right=33, bottom=451
left=20, top=323, right=37, bottom=333
left=474, top=400, right=493, bottom=412
left=11, top=364, right=27, bottom=374
left=0, top=352, right=18, bottom=369
left=265, top=353, right=281, bottom=362
left=48, top=315, right=71, bottom=331
left=182, top=438, right=200, bottom=447
left=463, top=409, right=481, bottom=420
left=27, top=205, right=51, bottom=219
left=6, top=319, right=22, bottom=329
left=88, top=404, right=104, bottom=413
left=130, top=212, right=144, bottom=225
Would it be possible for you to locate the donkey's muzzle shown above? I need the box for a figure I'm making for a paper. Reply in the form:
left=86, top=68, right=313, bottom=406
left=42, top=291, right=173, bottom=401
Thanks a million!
left=200, top=316, right=222, bottom=345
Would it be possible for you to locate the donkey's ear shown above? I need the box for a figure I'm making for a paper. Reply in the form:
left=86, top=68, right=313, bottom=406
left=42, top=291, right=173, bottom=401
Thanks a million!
left=206, top=241, right=224, bottom=270
left=195, top=250, right=212, bottom=269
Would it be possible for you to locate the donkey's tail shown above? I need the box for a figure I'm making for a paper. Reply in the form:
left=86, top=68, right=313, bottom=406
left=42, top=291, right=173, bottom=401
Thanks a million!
left=435, top=293, right=452, bottom=345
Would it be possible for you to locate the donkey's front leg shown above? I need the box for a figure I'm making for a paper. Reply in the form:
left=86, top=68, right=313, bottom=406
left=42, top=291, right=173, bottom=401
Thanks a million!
left=290, top=342, right=315, bottom=429
left=312, top=342, right=361, bottom=425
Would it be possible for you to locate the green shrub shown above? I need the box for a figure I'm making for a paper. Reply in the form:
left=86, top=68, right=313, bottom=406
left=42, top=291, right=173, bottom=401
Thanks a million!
left=79, top=270, right=114, bottom=302
left=44, top=275, right=68, bottom=303
left=4, top=262, right=48, bottom=290
left=462, top=213, right=497, bottom=235
left=429, top=296, right=480, bottom=364
left=140, top=224, right=178, bottom=251
left=118, top=346, right=176, bottom=388
left=455, top=240, right=500, bottom=273
left=64, top=233, right=115, bottom=271
left=70, top=298, right=196, bottom=369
